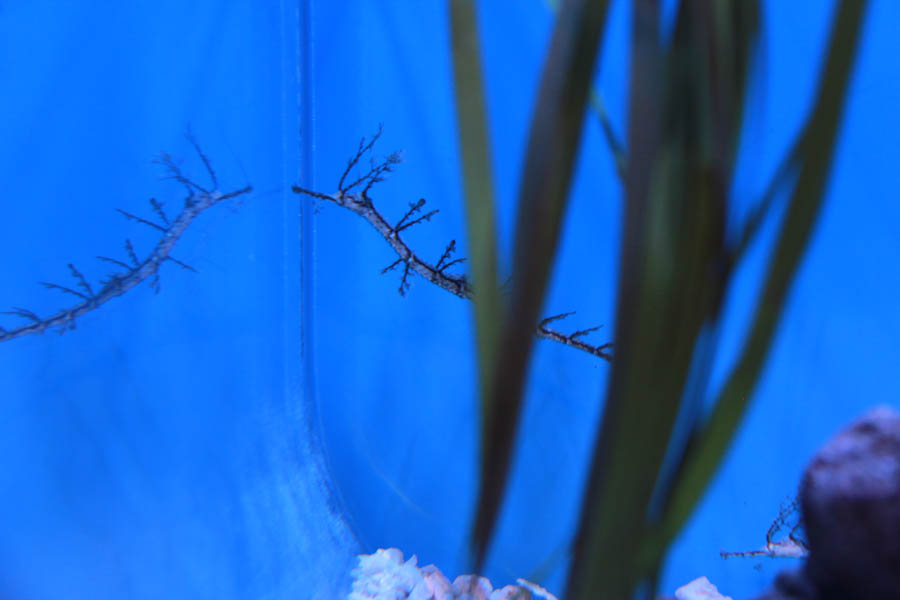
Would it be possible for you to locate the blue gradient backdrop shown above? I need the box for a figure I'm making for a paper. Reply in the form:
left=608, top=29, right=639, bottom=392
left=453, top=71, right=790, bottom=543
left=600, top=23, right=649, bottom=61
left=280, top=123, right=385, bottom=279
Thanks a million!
left=0, top=2, right=897, bottom=599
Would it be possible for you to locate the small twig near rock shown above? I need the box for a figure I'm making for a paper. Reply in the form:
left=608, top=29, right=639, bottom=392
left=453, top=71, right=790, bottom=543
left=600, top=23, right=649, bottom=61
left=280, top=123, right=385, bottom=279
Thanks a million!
left=292, top=127, right=612, bottom=362
left=720, top=497, right=808, bottom=560
left=751, top=406, right=900, bottom=599
left=0, top=138, right=252, bottom=344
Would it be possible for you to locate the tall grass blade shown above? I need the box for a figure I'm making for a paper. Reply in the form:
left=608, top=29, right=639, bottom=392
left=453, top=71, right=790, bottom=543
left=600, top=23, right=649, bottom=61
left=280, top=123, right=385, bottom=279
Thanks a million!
left=644, top=0, right=869, bottom=570
left=469, top=0, right=611, bottom=569
left=566, top=1, right=760, bottom=597
left=448, top=1, right=505, bottom=532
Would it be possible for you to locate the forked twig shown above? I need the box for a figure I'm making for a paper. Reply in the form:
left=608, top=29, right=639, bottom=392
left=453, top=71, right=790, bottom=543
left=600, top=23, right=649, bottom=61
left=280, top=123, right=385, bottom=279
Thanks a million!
left=293, top=130, right=612, bottom=362
left=538, top=313, right=613, bottom=361
left=0, top=142, right=252, bottom=343
left=721, top=497, right=808, bottom=559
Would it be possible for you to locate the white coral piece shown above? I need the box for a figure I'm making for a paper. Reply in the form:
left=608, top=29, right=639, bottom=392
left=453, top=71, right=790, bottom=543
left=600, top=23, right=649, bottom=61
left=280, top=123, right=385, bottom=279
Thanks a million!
left=348, top=549, right=555, bottom=600
left=349, top=549, right=728, bottom=600
left=350, top=548, right=427, bottom=600
left=674, top=576, right=733, bottom=600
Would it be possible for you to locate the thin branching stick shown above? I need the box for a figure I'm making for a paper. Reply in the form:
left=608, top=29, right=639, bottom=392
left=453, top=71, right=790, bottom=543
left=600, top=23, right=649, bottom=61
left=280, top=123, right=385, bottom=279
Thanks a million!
left=720, top=497, right=808, bottom=559
left=293, top=130, right=612, bottom=362
left=0, top=150, right=251, bottom=343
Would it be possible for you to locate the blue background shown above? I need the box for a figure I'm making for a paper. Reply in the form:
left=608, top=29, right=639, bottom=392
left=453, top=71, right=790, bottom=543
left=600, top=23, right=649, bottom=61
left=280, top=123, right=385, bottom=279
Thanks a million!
left=0, top=1, right=897, bottom=599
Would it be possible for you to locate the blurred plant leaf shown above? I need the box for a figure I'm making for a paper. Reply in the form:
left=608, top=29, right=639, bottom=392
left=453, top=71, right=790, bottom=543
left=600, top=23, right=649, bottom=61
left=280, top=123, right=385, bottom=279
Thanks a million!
left=726, top=149, right=796, bottom=273
left=448, top=0, right=505, bottom=509
left=546, top=0, right=627, bottom=179
left=641, top=0, right=868, bottom=573
left=589, top=90, right=627, bottom=179
left=469, top=0, right=611, bottom=570
left=566, top=1, right=762, bottom=598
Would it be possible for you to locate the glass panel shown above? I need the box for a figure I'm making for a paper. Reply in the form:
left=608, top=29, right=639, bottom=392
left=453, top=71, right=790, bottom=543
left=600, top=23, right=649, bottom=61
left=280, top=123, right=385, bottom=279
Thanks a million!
left=306, top=2, right=899, bottom=599
left=0, top=2, right=356, bottom=598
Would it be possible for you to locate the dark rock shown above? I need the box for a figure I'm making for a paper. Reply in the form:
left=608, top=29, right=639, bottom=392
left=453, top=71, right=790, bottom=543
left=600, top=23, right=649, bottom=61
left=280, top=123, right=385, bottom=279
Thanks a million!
left=752, top=567, right=818, bottom=600
left=754, top=405, right=900, bottom=600
left=800, top=405, right=900, bottom=599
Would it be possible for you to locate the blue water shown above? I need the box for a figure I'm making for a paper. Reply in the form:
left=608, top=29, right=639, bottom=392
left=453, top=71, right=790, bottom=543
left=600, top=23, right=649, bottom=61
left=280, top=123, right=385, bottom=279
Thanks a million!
left=1, top=2, right=898, bottom=599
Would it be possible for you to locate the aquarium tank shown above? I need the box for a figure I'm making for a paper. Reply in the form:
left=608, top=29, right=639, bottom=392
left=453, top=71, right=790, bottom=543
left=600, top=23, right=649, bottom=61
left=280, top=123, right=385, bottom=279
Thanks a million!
left=0, top=1, right=897, bottom=599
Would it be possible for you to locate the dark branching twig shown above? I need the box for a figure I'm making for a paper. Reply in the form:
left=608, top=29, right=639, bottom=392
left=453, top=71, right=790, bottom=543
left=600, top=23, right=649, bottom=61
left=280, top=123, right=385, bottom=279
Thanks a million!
left=117, top=208, right=167, bottom=232
left=150, top=198, right=170, bottom=225
left=720, top=497, right=808, bottom=559
left=3, top=307, right=41, bottom=323
left=538, top=312, right=613, bottom=361
left=96, top=255, right=132, bottom=271
left=39, top=264, right=95, bottom=300
left=124, top=239, right=140, bottom=267
left=435, top=240, right=466, bottom=274
left=68, top=263, right=94, bottom=297
left=393, top=198, right=439, bottom=234
left=186, top=128, right=218, bottom=190
left=295, top=128, right=468, bottom=299
left=165, top=255, right=198, bottom=272
left=0, top=140, right=252, bottom=343
left=293, top=130, right=612, bottom=361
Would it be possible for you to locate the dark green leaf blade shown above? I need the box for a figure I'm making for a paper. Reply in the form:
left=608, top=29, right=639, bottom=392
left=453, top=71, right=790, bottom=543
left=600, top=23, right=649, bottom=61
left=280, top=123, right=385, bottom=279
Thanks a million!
left=643, top=0, right=869, bottom=572
left=566, top=1, right=761, bottom=598
left=448, top=0, right=505, bottom=514
left=469, top=0, right=611, bottom=570
left=546, top=0, right=627, bottom=179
